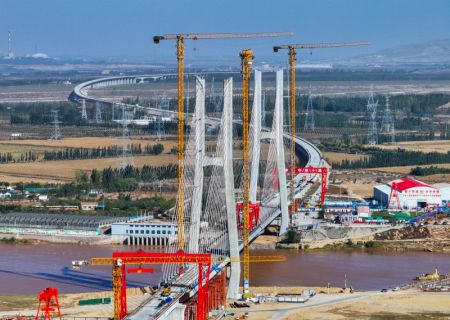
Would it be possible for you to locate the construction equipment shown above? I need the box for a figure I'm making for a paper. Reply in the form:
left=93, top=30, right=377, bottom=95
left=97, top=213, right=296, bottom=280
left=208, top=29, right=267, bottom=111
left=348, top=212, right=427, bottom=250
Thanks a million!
left=153, top=31, right=293, bottom=251
left=236, top=202, right=260, bottom=231
left=72, top=251, right=285, bottom=320
left=73, top=251, right=212, bottom=320
left=388, top=182, right=401, bottom=210
left=240, top=48, right=254, bottom=299
left=35, top=287, right=61, bottom=320
left=273, top=42, right=369, bottom=222
left=286, top=166, right=329, bottom=204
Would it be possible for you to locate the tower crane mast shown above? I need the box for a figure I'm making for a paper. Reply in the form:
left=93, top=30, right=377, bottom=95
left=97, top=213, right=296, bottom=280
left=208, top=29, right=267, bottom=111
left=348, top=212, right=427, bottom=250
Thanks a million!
left=153, top=31, right=293, bottom=251
left=273, top=41, right=369, bottom=222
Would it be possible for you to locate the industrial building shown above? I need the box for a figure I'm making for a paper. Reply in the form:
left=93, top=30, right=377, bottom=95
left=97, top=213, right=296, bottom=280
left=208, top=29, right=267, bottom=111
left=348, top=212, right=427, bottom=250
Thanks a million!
left=111, top=221, right=177, bottom=246
left=373, top=178, right=450, bottom=210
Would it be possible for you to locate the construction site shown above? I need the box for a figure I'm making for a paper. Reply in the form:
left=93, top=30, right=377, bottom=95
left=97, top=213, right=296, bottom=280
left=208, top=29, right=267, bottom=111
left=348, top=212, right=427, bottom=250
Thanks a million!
left=1, top=2, right=450, bottom=320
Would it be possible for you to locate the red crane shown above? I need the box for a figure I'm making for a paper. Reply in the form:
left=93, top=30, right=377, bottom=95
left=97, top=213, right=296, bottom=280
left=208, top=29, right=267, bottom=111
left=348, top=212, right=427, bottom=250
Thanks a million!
left=286, top=166, right=329, bottom=205
left=35, top=287, right=61, bottom=320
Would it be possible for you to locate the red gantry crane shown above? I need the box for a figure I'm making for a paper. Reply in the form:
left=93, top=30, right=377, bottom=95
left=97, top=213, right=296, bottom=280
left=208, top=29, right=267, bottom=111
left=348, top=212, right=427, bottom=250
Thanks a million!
left=273, top=42, right=369, bottom=220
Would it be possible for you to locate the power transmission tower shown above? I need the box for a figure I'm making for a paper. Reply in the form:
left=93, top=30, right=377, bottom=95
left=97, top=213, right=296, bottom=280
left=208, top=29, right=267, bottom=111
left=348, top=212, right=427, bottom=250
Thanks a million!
left=304, top=86, right=315, bottom=130
left=81, top=99, right=88, bottom=120
left=156, top=93, right=168, bottom=140
left=119, top=104, right=134, bottom=168
left=381, top=95, right=396, bottom=143
left=50, top=110, right=62, bottom=140
left=210, top=76, right=222, bottom=113
left=95, top=102, right=102, bottom=124
left=367, top=85, right=378, bottom=145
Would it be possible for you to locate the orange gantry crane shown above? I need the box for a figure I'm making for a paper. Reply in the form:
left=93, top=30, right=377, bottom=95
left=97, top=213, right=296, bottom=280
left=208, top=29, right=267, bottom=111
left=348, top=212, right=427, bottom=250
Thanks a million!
left=273, top=41, right=370, bottom=221
left=153, top=32, right=294, bottom=251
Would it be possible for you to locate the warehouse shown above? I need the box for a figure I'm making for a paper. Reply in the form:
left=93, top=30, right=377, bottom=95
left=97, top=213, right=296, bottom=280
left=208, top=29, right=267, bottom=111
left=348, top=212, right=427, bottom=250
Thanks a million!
left=374, top=178, right=442, bottom=210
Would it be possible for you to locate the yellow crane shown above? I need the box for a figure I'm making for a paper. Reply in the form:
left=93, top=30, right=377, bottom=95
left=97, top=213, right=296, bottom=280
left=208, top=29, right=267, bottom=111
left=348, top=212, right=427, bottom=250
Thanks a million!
left=240, top=49, right=254, bottom=299
left=273, top=41, right=370, bottom=221
left=152, top=32, right=294, bottom=251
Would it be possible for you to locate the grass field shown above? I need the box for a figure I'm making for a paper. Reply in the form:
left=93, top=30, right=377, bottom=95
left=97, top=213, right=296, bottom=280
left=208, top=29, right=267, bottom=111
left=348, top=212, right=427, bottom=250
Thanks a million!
left=0, top=154, right=177, bottom=182
left=375, top=140, right=450, bottom=153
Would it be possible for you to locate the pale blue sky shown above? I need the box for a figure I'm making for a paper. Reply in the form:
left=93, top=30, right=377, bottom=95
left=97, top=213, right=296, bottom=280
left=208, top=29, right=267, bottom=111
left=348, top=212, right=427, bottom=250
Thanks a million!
left=0, top=0, right=449, bottom=63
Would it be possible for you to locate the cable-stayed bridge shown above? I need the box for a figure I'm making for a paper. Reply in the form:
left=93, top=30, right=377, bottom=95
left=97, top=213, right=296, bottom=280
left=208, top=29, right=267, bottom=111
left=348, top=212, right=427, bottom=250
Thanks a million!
left=69, top=69, right=325, bottom=319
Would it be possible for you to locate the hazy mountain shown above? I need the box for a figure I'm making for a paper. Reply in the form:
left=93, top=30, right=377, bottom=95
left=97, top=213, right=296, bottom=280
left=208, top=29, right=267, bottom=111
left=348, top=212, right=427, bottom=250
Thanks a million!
left=342, top=39, right=450, bottom=67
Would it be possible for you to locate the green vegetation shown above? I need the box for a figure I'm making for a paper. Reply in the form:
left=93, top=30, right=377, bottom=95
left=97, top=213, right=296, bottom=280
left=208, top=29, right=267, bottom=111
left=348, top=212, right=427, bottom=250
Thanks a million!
left=43, top=143, right=164, bottom=161
left=410, top=166, right=450, bottom=176
left=0, top=237, right=30, bottom=244
left=371, top=211, right=397, bottom=224
left=332, top=147, right=450, bottom=169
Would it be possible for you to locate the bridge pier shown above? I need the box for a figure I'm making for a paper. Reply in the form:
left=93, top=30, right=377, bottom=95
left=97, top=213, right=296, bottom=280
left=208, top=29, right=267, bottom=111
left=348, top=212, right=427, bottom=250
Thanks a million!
left=188, top=77, right=205, bottom=253
left=223, top=77, right=240, bottom=299
left=274, top=69, right=289, bottom=234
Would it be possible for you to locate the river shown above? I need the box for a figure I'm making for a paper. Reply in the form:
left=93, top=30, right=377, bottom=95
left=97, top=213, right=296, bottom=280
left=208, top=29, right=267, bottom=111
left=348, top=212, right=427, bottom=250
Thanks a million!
left=0, top=243, right=448, bottom=294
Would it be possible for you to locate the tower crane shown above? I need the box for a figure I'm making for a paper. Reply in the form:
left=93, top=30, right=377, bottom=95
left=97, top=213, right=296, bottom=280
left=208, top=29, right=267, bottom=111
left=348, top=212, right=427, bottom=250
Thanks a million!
left=273, top=41, right=369, bottom=221
left=153, top=32, right=294, bottom=251
left=240, top=49, right=254, bottom=299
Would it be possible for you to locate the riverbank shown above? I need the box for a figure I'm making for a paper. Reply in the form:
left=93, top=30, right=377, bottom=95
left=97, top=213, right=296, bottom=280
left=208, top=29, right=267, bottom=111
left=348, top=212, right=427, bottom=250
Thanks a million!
left=0, top=232, right=121, bottom=245
left=251, top=225, right=450, bottom=252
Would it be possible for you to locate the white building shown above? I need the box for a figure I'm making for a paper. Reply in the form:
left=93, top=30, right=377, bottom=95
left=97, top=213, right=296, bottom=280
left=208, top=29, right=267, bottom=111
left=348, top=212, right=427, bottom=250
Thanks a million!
left=432, top=183, right=450, bottom=206
left=111, top=221, right=177, bottom=246
left=374, top=178, right=442, bottom=210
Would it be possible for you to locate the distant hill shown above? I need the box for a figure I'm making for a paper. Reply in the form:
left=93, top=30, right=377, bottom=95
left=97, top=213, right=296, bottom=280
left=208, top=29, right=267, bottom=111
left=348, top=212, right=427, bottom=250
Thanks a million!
left=340, top=39, right=450, bottom=67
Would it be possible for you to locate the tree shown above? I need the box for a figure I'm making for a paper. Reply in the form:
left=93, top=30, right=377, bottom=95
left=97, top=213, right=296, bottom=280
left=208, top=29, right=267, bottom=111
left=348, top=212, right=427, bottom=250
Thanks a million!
left=90, top=169, right=100, bottom=185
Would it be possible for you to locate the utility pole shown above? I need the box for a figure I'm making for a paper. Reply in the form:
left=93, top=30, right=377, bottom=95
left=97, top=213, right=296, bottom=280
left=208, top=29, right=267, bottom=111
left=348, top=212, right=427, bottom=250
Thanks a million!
left=50, top=110, right=62, bottom=140
left=304, top=86, right=315, bottom=131
left=381, top=96, right=396, bottom=144
left=81, top=99, right=88, bottom=120
left=367, top=85, right=378, bottom=145
left=95, top=102, right=102, bottom=124
left=119, top=104, right=134, bottom=168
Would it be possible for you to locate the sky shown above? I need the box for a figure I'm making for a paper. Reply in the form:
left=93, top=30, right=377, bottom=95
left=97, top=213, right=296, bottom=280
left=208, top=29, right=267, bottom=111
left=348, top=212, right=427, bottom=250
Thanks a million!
left=0, top=0, right=449, bottom=64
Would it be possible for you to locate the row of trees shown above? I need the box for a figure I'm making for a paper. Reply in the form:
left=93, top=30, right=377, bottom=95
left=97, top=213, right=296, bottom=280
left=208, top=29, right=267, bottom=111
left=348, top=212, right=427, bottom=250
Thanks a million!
left=410, top=166, right=450, bottom=176
left=84, top=164, right=177, bottom=192
left=0, top=144, right=166, bottom=163
left=333, top=148, right=450, bottom=169
left=41, top=143, right=164, bottom=161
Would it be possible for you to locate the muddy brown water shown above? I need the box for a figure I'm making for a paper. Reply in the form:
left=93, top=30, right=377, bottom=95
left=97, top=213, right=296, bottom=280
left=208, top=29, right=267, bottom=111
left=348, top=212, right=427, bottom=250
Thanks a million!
left=0, top=244, right=449, bottom=294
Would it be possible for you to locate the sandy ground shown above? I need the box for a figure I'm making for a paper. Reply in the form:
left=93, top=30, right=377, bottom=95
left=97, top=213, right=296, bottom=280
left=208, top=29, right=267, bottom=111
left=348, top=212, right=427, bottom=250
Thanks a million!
left=323, top=152, right=367, bottom=164
left=285, top=291, right=450, bottom=320
left=0, top=288, right=147, bottom=318
left=375, top=140, right=450, bottom=153
left=227, top=290, right=450, bottom=320
left=0, top=154, right=177, bottom=182
left=0, top=136, right=177, bottom=149
left=368, top=163, right=450, bottom=175
left=340, top=181, right=378, bottom=198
